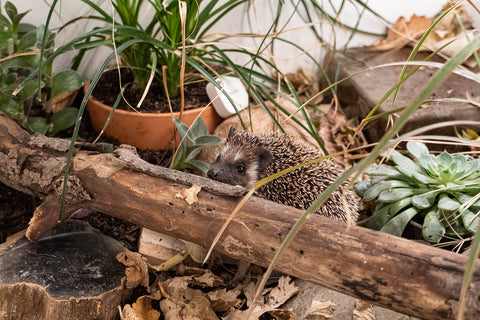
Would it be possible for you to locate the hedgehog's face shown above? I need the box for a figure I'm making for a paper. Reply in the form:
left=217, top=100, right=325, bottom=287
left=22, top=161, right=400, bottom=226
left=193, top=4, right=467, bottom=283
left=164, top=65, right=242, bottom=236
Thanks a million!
left=207, top=128, right=273, bottom=188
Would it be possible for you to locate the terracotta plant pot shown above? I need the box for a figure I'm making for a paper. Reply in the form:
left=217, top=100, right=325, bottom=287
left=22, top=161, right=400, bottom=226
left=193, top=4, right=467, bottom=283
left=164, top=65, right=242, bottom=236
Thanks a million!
left=84, top=84, right=222, bottom=150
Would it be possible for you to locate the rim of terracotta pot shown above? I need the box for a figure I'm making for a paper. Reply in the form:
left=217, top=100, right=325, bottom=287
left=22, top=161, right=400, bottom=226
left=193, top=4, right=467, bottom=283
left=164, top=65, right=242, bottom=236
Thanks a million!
left=84, top=83, right=222, bottom=150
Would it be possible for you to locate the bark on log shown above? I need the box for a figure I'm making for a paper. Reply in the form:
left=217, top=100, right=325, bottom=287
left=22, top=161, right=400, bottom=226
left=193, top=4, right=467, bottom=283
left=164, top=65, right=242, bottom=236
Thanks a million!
left=0, top=115, right=479, bottom=320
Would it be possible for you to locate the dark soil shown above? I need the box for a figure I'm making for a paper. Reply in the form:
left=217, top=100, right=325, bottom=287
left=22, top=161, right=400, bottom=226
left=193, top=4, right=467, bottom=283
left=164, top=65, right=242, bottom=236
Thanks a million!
left=92, top=69, right=212, bottom=113
left=0, top=183, right=40, bottom=243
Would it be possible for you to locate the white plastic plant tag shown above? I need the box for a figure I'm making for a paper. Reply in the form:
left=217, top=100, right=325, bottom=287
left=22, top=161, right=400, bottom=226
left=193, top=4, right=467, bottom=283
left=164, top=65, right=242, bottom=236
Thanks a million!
left=206, top=76, right=249, bottom=118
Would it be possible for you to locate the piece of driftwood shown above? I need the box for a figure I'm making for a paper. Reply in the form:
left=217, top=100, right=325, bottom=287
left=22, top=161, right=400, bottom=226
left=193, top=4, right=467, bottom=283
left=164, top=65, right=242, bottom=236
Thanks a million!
left=0, top=115, right=479, bottom=320
left=0, top=221, right=129, bottom=320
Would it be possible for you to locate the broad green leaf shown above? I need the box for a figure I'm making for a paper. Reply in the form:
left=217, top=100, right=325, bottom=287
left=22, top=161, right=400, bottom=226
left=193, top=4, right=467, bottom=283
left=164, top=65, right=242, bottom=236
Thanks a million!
left=50, top=107, right=78, bottom=135
left=365, top=204, right=393, bottom=230
left=51, top=70, right=84, bottom=98
left=362, top=180, right=410, bottom=202
left=173, top=117, right=189, bottom=139
left=380, top=207, right=418, bottom=237
left=17, top=28, right=37, bottom=51
left=365, top=164, right=401, bottom=177
left=437, top=151, right=453, bottom=166
left=354, top=180, right=372, bottom=198
left=184, top=146, right=202, bottom=163
left=0, top=15, right=11, bottom=28
left=378, top=187, right=414, bottom=203
left=445, top=218, right=469, bottom=237
left=0, top=31, right=14, bottom=49
left=187, top=159, right=210, bottom=174
left=195, top=134, right=222, bottom=146
left=18, top=23, right=36, bottom=34
left=408, top=169, right=436, bottom=184
left=422, top=209, right=445, bottom=243
left=461, top=210, right=479, bottom=233
left=412, top=191, right=437, bottom=209
left=20, top=78, right=41, bottom=101
left=389, top=150, right=423, bottom=173
left=5, top=1, right=17, bottom=22
left=388, top=197, right=413, bottom=216
left=406, top=141, right=429, bottom=161
left=27, top=116, right=48, bottom=134
left=189, top=116, right=208, bottom=139
left=0, top=98, right=22, bottom=117
left=438, top=194, right=461, bottom=211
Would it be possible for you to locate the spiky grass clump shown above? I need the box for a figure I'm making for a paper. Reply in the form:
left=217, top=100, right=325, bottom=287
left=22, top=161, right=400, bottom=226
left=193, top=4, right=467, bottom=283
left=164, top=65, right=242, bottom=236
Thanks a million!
left=355, top=141, right=480, bottom=243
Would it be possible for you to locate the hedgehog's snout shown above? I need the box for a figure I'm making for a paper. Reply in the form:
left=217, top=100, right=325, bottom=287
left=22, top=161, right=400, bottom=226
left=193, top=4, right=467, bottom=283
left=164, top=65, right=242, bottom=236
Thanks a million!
left=207, top=167, right=218, bottom=180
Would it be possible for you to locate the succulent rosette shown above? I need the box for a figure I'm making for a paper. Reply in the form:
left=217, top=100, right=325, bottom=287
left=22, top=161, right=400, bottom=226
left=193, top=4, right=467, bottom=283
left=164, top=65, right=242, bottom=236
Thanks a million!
left=355, top=141, right=480, bottom=243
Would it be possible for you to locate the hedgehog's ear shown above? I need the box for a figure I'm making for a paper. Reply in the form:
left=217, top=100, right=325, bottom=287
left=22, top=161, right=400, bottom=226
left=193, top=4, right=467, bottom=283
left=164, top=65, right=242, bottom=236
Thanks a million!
left=227, top=127, right=236, bottom=140
left=256, top=146, right=273, bottom=171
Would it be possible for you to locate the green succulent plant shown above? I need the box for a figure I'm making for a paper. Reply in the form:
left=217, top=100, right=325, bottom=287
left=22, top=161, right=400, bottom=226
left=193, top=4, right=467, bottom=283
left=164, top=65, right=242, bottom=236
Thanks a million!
left=172, top=116, right=221, bottom=173
left=355, top=141, right=480, bottom=243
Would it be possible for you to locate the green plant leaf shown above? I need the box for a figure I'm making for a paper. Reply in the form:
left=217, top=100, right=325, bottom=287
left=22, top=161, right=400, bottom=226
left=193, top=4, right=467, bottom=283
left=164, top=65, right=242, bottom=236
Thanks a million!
left=51, top=70, right=84, bottom=98
left=174, top=117, right=189, bottom=139
left=364, top=164, right=402, bottom=177
left=27, top=116, right=48, bottom=134
left=362, top=180, right=410, bottom=202
left=195, top=134, right=222, bottom=146
left=184, top=147, right=202, bottom=163
left=50, top=107, right=78, bottom=135
left=354, top=180, right=372, bottom=198
left=461, top=209, right=479, bottom=233
left=0, top=98, right=22, bottom=117
left=364, top=204, right=392, bottom=230
left=0, top=30, right=14, bottom=49
left=189, top=116, right=208, bottom=139
left=389, top=150, right=423, bottom=173
left=388, top=197, right=413, bottom=216
left=422, top=209, right=445, bottom=243
left=5, top=1, right=18, bottom=22
left=18, top=28, right=38, bottom=52
left=438, top=193, right=461, bottom=211
left=378, top=187, right=415, bottom=203
left=380, top=207, right=418, bottom=237
left=412, top=191, right=437, bottom=209
left=187, top=159, right=210, bottom=174
left=406, top=141, right=429, bottom=161
left=437, top=151, right=454, bottom=166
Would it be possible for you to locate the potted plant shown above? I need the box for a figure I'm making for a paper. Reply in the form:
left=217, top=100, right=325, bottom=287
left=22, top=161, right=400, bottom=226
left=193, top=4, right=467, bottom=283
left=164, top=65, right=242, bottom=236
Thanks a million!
left=0, top=1, right=84, bottom=136
left=62, top=0, right=254, bottom=150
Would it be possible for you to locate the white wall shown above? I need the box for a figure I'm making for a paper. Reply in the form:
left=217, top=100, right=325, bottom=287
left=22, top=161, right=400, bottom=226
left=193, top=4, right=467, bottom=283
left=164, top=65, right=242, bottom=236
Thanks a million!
left=9, top=0, right=450, bottom=77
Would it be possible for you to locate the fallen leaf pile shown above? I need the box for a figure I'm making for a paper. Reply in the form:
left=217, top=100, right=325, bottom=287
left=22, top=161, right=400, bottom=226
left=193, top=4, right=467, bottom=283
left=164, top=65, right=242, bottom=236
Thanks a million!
left=117, top=249, right=305, bottom=320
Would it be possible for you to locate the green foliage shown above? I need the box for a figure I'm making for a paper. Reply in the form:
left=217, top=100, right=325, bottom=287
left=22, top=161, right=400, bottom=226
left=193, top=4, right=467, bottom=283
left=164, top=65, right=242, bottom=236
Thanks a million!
left=68, top=0, right=247, bottom=97
left=0, top=1, right=83, bottom=136
left=171, top=117, right=221, bottom=173
left=356, top=141, right=480, bottom=243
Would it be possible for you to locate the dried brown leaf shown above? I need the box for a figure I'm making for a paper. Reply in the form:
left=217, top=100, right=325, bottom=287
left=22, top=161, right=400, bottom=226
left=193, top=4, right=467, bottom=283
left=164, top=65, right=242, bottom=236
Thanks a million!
left=160, top=295, right=218, bottom=320
left=266, top=276, right=301, bottom=309
left=120, top=296, right=161, bottom=320
left=160, top=276, right=191, bottom=299
left=266, top=309, right=297, bottom=320
left=207, top=286, right=242, bottom=312
left=304, top=300, right=335, bottom=320
left=117, top=248, right=149, bottom=288
left=176, top=184, right=202, bottom=205
left=371, top=15, right=434, bottom=51
left=177, top=265, right=225, bottom=287
left=353, top=299, right=375, bottom=320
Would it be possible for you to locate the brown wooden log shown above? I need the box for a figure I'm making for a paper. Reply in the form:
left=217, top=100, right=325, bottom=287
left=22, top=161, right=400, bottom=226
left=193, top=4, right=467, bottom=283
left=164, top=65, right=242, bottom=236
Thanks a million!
left=0, top=115, right=479, bottom=320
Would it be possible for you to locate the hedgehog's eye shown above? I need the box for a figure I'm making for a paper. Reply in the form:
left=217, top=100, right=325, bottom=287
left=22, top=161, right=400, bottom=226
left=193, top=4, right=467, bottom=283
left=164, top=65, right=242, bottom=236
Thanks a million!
left=215, top=155, right=220, bottom=162
left=236, top=164, right=246, bottom=174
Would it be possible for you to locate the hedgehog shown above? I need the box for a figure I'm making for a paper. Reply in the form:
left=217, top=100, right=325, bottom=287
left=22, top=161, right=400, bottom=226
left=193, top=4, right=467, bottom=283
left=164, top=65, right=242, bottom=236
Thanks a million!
left=207, top=127, right=358, bottom=222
